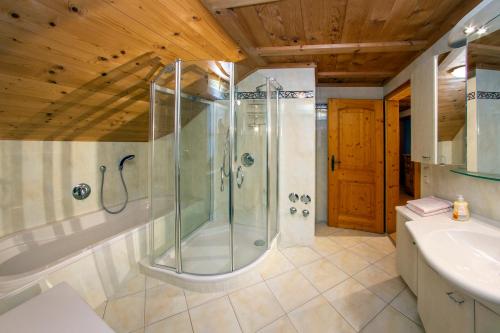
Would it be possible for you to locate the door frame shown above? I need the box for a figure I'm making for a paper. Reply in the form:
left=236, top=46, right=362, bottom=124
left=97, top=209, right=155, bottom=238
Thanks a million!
left=384, top=81, right=421, bottom=235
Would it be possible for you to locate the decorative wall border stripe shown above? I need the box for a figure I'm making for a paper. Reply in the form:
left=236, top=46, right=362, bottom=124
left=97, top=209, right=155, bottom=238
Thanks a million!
left=279, top=90, right=314, bottom=99
left=477, top=91, right=500, bottom=99
left=468, top=91, right=500, bottom=100
left=236, top=90, right=314, bottom=100
left=315, top=103, right=328, bottom=110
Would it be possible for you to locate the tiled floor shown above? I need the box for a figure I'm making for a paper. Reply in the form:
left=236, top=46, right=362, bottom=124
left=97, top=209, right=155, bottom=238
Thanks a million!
left=96, top=223, right=424, bottom=333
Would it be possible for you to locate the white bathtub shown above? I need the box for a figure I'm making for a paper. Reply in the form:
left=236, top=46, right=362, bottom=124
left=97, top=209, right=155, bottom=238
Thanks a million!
left=0, top=199, right=149, bottom=297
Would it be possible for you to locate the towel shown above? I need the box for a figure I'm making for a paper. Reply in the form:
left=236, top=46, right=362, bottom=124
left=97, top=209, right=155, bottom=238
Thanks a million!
left=406, top=196, right=452, bottom=216
left=406, top=204, right=451, bottom=217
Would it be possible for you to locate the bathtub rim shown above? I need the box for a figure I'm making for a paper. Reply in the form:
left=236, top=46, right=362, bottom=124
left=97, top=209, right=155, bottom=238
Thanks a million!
left=0, top=208, right=149, bottom=298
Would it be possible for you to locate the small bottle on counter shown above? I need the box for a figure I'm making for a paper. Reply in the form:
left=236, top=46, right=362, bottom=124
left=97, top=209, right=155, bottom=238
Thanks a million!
left=453, top=195, right=470, bottom=221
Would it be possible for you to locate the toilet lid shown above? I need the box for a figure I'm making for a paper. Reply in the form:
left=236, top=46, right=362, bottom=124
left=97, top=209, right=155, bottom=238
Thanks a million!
left=0, top=283, right=114, bottom=333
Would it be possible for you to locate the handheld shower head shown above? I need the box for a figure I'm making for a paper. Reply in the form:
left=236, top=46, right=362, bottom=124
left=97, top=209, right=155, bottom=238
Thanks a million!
left=119, top=155, right=135, bottom=170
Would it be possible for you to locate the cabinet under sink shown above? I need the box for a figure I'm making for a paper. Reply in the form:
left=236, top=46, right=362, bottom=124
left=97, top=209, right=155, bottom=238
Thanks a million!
left=395, top=207, right=500, bottom=333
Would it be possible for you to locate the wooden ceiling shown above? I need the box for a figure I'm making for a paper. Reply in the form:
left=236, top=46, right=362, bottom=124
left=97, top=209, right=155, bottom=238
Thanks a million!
left=0, top=0, right=241, bottom=141
left=0, top=0, right=481, bottom=142
left=202, top=0, right=481, bottom=86
left=468, top=29, right=500, bottom=73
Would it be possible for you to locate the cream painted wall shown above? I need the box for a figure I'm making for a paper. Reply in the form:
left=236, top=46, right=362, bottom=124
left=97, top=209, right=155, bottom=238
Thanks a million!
left=316, top=87, right=384, bottom=103
left=314, top=87, right=384, bottom=223
left=0, top=141, right=148, bottom=238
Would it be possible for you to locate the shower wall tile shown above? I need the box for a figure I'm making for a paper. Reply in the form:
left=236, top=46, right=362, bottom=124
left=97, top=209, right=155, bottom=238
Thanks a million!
left=0, top=140, right=148, bottom=238
left=259, top=68, right=316, bottom=248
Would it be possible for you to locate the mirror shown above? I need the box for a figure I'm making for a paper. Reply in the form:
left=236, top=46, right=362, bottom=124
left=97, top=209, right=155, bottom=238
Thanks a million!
left=437, top=47, right=467, bottom=166
left=464, top=14, right=500, bottom=177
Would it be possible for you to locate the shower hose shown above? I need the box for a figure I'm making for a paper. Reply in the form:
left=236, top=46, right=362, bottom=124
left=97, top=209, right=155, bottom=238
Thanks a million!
left=99, top=165, right=129, bottom=214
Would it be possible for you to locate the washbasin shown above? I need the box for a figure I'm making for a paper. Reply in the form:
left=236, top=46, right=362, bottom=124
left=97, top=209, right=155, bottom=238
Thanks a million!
left=407, top=218, right=500, bottom=305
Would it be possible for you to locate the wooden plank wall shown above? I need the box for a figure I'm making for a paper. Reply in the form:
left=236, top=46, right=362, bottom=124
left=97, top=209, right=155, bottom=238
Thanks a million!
left=0, top=0, right=242, bottom=141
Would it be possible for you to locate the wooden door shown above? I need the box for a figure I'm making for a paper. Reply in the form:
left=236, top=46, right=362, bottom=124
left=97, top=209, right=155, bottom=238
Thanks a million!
left=328, top=99, right=384, bottom=233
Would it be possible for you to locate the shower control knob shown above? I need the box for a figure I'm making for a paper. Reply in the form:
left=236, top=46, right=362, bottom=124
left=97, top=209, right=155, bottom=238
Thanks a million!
left=302, top=209, right=310, bottom=217
left=72, top=183, right=91, bottom=200
left=300, top=194, right=311, bottom=204
left=290, top=207, right=297, bottom=215
left=289, top=193, right=299, bottom=203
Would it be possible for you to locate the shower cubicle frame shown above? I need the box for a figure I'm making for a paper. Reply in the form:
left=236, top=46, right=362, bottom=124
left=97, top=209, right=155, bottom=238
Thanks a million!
left=149, top=59, right=282, bottom=276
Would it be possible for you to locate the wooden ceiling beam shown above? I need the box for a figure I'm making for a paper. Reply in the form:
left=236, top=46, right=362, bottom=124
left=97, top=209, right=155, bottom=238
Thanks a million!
left=256, top=41, right=428, bottom=57
left=200, top=2, right=267, bottom=67
left=204, top=0, right=280, bottom=10
left=316, top=82, right=383, bottom=87
left=259, top=62, right=317, bottom=69
left=318, top=71, right=396, bottom=78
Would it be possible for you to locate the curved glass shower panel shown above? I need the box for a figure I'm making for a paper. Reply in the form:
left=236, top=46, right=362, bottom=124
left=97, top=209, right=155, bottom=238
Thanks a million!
left=233, top=72, right=269, bottom=270
left=179, top=60, right=232, bottom=275
left=268, top=80, right=280, bottom=242
left=150, top=61, right=280, bottom=275
left=150, top=64, right=177, bottom=269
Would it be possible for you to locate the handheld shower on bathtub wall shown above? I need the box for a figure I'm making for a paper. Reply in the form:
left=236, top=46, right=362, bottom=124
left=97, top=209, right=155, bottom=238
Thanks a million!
left=99, top=155, right=135, bottom=214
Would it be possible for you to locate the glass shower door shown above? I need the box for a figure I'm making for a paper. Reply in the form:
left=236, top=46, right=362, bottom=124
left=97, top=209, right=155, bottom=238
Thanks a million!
left=178, top=60, right=232, bottom=275
left=233, top=76, right=269, bottom=270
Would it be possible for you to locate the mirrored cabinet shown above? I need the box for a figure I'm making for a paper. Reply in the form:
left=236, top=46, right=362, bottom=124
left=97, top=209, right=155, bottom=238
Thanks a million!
left=411, top=13, right=500, bottom=180
left=437, top=47, right=466, bottom=166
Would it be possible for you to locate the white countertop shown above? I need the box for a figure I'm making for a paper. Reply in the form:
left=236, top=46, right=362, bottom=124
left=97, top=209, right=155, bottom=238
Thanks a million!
left=406, top=216, right=500, bottom=306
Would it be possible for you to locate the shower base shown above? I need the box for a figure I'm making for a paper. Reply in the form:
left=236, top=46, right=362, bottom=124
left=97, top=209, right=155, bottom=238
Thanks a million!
left=140, top=218, right=277, bottom=292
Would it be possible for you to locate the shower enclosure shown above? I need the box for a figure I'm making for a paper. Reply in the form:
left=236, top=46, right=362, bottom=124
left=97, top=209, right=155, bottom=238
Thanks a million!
left=149, top=60, right=281, bottom=275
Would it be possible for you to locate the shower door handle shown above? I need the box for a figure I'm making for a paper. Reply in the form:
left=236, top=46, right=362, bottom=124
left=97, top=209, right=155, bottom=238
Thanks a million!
left=236, top=166, right=244, bottom=189
left=220, top=166, right=225, bottom=192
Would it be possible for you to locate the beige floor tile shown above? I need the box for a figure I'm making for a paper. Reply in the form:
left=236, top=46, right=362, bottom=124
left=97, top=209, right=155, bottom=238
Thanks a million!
left=184, top=288, right=227, bottom=309
left=145, top=283, right=187, bottom=325
left=365, top=237, right=396, bottom=255
left=354, top=265, right=405, bottom=303
left=360, top=306, right=424, bottom=333
left=189, top=296, right=242, bottom=333
left=104, top=291, right=145, bottom=333
left=145, top=311, right=193, bottom=333
left=310, top=237, right=343, bottom=256
left=315, top=223, right=341, bottom=237
left=390, top=289, right=422, bottom=326
left=299, top=259, right=349, bottom=292
left=323, top=278, right=386, bottom=331
left=257, top=316, right=297, bottom=333
left=328, top=231, right=363, bottom=248
left=146, top=276, right=166, bottom=289
left=374, top=253, right=399, bottom=277
left=348, top=243, right=386, bottom=264
left=326, top=249, right=370, bottom=275
left=94, top=301, right=107, bottom=318
left=131, top=329, right=144, bottom=333
left=280, top=246, right=321, bottom=267
left=229, top=282, right=284, bottom=332
left=266, top=270, right=319, bottom=312
left=258, top=250, right=295, bottom=280
left=288, top=296, right=355, bottom=333
left=112, top=274, right=146, bottom=299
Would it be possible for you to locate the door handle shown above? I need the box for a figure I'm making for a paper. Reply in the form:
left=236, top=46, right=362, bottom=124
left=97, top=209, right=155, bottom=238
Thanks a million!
left=236, top=165, right=244, bottom=189
left=331, top=155, right=341, bottom=172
